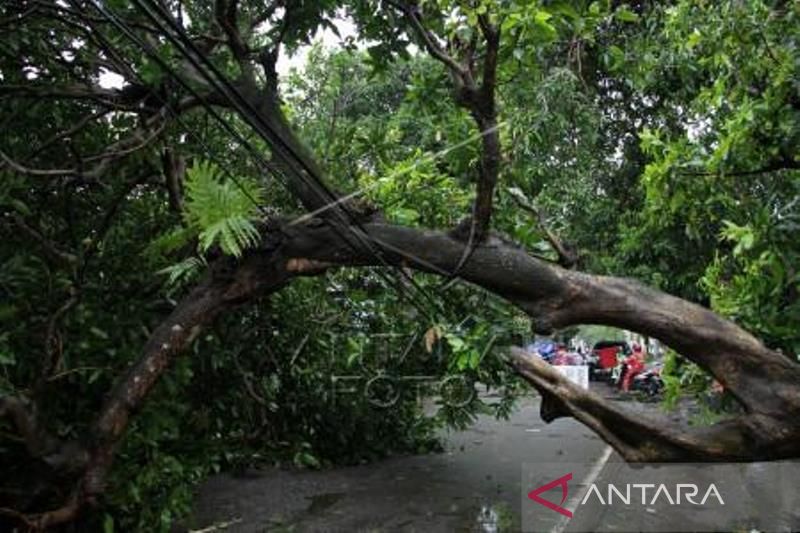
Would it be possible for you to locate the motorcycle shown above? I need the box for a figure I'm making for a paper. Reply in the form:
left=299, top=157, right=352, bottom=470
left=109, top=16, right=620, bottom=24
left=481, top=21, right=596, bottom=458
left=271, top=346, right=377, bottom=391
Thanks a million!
left=630, top=363, right=664, bottom=397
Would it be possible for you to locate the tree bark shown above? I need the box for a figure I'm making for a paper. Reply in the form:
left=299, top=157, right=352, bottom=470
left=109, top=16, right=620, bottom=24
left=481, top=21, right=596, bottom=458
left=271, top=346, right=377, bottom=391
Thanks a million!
left=3, top=251, right=294, bottom=528
left=10, top=214, right=800, bottom=528
left=6, top=4, right=800, bottom=528
left=83, top=252, right=293, bottom=499
left=277, top=220, right=800, bottom=460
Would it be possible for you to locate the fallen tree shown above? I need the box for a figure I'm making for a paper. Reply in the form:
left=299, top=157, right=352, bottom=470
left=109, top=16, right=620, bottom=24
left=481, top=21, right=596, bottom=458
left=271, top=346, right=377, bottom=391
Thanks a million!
left=1, top=0, right=798, bottom=528
left=9, top=216, right=800, bottom=527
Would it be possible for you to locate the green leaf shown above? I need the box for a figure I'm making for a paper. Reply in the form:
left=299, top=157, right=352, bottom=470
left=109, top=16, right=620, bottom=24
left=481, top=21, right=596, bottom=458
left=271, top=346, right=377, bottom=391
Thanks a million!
left=182, top=161, right=265, bottom=257
left=10, top=199, right=31, bottom=216
left=139, top=58, right=163, bottom=85
left=608, top=45, right=625, bottom=69
left=294, top=451, right=321, bottom=469
left=0, top=350, right=15, bottom=366
left=90, top=326, right=110, bottom=340
left=615, top=7, right=639, bottom=23
left=157, top=256, right=207, bottom=288
left=391, top=207, right=420, bottom=225
left=103, top=514, right=115, bottom=533
left=445, top=334, right=465, bottom=352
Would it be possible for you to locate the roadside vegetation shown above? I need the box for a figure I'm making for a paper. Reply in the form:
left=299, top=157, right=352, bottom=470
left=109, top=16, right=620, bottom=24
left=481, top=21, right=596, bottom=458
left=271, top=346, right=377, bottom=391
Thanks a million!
left=0, top=1, right=797, bottom=529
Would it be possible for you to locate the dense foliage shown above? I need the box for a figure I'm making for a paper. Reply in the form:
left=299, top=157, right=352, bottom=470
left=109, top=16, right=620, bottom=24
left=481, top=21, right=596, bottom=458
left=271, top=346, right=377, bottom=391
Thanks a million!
left=0, top=0, right=797, bottom=529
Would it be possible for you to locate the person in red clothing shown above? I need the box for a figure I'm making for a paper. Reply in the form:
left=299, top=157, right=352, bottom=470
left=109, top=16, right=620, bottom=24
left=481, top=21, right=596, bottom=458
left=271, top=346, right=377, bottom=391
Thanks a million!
left=621, top=343, right=646, bottom=392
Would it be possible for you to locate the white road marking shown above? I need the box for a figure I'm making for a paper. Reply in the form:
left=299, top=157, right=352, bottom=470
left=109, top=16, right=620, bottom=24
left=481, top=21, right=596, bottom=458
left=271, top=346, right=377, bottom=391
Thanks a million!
left=551, top=445, right=614, bottom=533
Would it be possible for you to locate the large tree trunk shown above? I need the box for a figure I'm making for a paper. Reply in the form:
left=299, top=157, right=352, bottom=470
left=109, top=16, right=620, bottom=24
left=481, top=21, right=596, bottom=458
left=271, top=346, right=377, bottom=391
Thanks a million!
left=278, top=220, right=800, bottom=461
left=5, top=4, right=799, bottom=528
left=7, top=215, right=800, bottom=529
left=1, top=252, right=294, bottom=529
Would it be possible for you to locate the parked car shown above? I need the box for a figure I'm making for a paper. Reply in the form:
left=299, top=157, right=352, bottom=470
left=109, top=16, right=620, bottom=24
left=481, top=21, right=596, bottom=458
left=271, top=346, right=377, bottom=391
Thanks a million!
left=588, top=340, right=630, bottom=381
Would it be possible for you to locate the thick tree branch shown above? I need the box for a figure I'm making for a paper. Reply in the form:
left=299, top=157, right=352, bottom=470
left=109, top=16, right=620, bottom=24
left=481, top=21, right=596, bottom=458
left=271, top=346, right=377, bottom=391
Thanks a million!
left=507, top=347, right=798, bottom=462
left=273, top=221, right=800, bottom=462
left=469, top=16, right=501, bottom=245
left=280, top=221, right=800, bottom=418
left=0, top=396, right=60, bottom=460
left=23, top=217, right=800, bottom=523
left=82, top=249, right=296, bottom=502
left=477, top=13, right=499, bottom=102
left=388, top=1, right=501, bottom=245
left=255, top=9, right=292, bottom=97
left=215, top=0, right=249, bottom=61
left=161, top=149, right=185, bottom=213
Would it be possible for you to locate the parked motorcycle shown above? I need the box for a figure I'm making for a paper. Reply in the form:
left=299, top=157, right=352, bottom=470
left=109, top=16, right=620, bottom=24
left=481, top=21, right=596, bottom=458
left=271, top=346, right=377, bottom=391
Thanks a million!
left=630, top=363, right=664, bottom=397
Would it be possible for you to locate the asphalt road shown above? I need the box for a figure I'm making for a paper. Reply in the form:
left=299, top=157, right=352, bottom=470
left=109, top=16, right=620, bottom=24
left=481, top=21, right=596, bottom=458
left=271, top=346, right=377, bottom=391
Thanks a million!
left=185, top=394, right=609, bottom=532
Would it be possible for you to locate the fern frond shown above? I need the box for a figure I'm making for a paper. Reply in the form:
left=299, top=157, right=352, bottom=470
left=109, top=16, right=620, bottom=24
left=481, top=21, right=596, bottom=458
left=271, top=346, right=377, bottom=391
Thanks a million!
left=182, top=161, right=265, bottom=257
left=146, top=226, right=195, bottom=261
left=156, top=256, right=207, bottom=288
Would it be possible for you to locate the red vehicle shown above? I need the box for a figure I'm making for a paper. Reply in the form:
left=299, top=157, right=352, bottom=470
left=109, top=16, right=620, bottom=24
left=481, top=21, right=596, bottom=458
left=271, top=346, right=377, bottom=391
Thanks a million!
left=588, top=341, right=630, bottom=381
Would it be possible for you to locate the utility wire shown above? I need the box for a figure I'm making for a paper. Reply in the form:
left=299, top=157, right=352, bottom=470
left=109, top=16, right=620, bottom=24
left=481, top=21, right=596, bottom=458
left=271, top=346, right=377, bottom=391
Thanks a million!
left=92, top=0, right=444, bottom=321
left=131, top=0, right=452, bottom=319
left=72, top=1, right=272, bottom=214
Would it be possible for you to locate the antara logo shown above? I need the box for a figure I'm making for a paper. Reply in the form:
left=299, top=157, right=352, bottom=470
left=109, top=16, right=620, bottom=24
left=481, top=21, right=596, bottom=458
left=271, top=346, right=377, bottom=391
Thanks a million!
left=527, top=473, right=574, bottom=518
left=528, top=473, right=725, bottom=519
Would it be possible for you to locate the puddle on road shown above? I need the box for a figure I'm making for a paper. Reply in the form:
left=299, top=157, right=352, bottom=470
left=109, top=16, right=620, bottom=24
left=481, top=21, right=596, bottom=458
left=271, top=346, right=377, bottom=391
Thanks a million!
left=468, top=501, right=515, bottom=532
left=477, top=504, right=500, bottom=532
left=284, top=495, right=516, bottom=532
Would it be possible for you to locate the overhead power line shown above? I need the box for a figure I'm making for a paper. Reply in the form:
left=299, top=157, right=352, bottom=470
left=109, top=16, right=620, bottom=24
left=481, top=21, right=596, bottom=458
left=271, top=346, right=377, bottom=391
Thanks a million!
left=90, top=0, right=445, bottom=321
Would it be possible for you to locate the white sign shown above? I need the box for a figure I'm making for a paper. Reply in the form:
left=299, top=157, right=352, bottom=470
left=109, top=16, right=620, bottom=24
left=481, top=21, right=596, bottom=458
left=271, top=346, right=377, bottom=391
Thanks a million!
left=553, top=365, right=589, bottom=390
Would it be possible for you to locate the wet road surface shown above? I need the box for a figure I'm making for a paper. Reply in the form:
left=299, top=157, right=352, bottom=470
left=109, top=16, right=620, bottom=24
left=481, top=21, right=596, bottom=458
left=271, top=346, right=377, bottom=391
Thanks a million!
left=185, top=394, right=609, bottom=532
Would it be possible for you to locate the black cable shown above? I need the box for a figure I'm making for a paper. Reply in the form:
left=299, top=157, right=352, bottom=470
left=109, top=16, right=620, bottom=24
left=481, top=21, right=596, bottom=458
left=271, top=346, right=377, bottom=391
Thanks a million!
left=90, top=0, right=444, bottom=321
left=131, top=0, right=446, bottom=319
left=66, top=0, right=270, bottom=214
